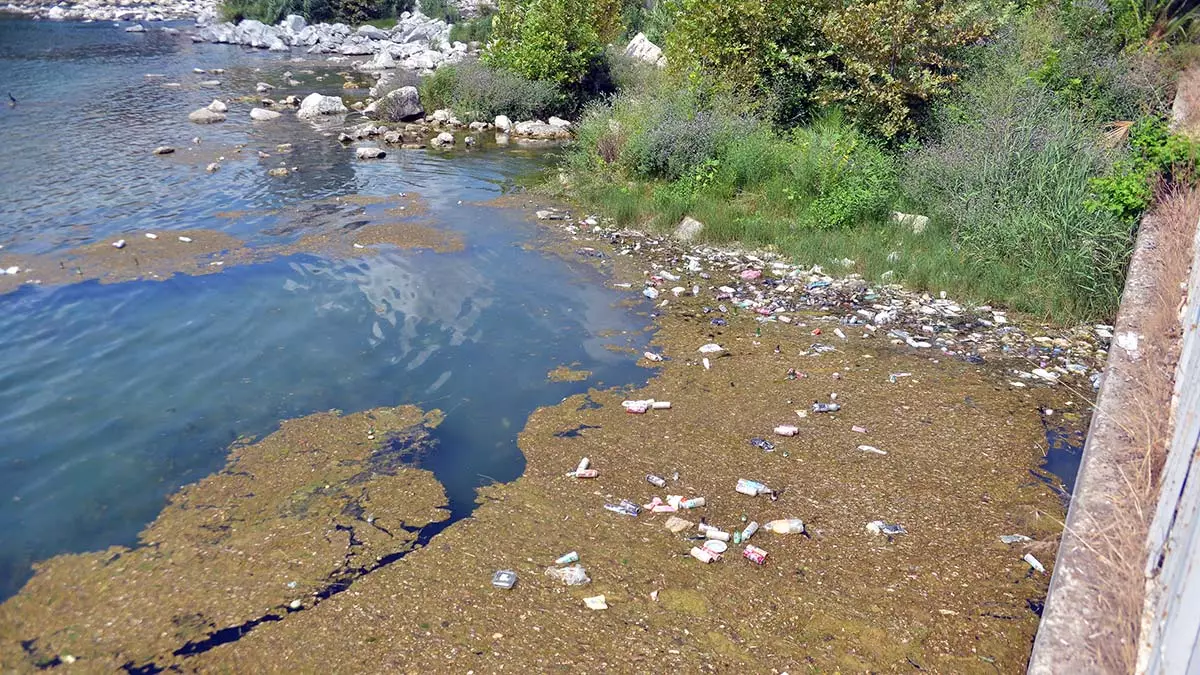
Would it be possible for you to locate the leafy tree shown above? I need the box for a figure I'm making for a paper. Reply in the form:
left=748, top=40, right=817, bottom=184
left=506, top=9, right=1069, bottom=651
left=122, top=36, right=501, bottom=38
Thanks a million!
left=483, top=0, right=623, bottom=85
left=818, top=0, right=992, bottom=138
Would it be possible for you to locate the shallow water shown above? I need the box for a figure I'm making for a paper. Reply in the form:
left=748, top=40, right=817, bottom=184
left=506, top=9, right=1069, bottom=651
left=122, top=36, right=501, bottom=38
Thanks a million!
left=0, top=17, right=651, bottom=599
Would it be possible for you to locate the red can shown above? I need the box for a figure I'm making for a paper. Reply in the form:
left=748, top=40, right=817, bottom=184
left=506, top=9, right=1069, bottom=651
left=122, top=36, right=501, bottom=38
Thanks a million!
left=743, top=544, right=768, bottom=565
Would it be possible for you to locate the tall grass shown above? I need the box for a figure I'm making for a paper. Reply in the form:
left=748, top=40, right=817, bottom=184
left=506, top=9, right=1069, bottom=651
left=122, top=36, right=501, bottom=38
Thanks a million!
left=418, top=60, right=561, bottom=121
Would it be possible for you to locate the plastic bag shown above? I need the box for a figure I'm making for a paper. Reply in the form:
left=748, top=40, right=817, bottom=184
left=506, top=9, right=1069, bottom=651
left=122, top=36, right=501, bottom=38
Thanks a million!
left=545, top=564, right=591, bottom=586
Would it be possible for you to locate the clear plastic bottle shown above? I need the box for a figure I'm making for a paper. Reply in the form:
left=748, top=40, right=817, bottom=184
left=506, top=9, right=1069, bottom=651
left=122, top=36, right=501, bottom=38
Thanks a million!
left=763, top=519, right=805, bottom=534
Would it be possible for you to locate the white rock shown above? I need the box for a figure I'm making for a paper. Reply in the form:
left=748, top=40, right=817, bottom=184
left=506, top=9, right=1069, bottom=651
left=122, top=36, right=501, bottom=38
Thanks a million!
left=892, top=211, right=929, bottom=234
left=494, top=115, right=512, bottom=132
left=297, top=92, right=348, bottom=118
left=207, top=99, right=227, bottom=113
left=250, top=107, right=282, bottom=121
left=188, top=108, right=225, bottom=124
left=548, top=116, right=571, bottom=128
left=623, top=32, right=665, bottom=67
left=178, top=236, right=193, bottom=243
left=675, top=216, right=704, bottom=242
left=432, top=131, right=454, bottom=146
left=145, top=233, right=158, bottom=239
left=256, top=82, right=275, bottom=93
left=355, top=146, right=386, bottom=159
left=125, top=23, right=146, bottom=32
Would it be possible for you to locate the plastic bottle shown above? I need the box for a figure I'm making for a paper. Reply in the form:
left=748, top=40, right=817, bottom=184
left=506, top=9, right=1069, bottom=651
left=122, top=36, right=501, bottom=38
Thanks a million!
left=763, top=519, right=805, bottom=534
left=555, top=551, right=580, bottom=565
left=741, top=521, right=760, bottom=541
left=680, top=497, right=706, bottom=509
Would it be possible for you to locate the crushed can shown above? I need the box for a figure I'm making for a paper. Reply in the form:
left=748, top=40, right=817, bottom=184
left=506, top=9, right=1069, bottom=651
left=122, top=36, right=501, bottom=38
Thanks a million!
left=574, top=469, right=600, bottom=479
left=646, top=474, right=667, bottom=488
left=680, top=497, right=706, bottom=509
left=741, top=521, right=760, bottom=542
left=492, top=570, right=518, bottom=589
left=690, top=546, right=719, bottom=563
left=555, top=551, right=579, bottom=565
left=742, top=545, right=768, bottom=565
left=812, top=402, right=841, bottom=413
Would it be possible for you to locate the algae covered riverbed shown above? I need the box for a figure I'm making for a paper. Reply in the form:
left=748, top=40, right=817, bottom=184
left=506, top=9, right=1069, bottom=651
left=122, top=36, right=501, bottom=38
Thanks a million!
left=0, top=211, right=1079, bottom=672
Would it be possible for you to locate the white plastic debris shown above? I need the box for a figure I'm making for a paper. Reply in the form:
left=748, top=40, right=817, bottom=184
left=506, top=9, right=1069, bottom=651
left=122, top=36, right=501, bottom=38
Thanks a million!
left=1000, top=534, right=1032, bottom=544
left=583, top=595, right=608, bottom=610
left=2, top=266, right=18, bottom=275
left=112, top=239, right=126, bottom=249
left=698, top=343, right=725, bottom=354
left=1024, top=553, right=1046, bottom=573
left=178, top=236, right=193, bottom=243
left=856, top=445, right=887, bottom=455
left=145, top=233, right=158, bottom=239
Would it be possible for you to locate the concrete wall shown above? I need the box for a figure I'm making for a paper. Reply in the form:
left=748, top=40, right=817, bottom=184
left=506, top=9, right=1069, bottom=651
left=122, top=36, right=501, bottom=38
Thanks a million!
left=1135, top=219, right=1200, bottom=674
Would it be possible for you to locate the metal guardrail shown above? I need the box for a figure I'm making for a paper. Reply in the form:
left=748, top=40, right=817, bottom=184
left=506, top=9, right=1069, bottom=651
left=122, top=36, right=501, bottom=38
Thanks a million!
left=1136, top=221, right=1200, bottom=674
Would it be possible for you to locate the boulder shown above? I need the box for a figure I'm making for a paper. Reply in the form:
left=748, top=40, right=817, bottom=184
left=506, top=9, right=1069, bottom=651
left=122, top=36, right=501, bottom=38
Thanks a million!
left=892, top=211, right=929, bottom=234
left=47, top=6, right=65, bottom=19
left=125, top=23, right=146, bottom=32
left=675, top=216, right=704, bottom=242
left=512, top=121, right=570, bottom=139
left=207, top=99, right=227, bottom=113
left=494, top=115, right=512, bottom=132
left=356, top=147, right=387, bottom=159
left=256, top=82, right=275, bottom=93
left=431, top=109, right=451, bottom=122
left=250, top=107, right=282, bottom=121
left=468, top=121, right=490, bottom=131
left=188, top=108, right=226, bottom=124
left=380, top=86, right=423, bottom=122
left=281, top=14, right=306, bottom=33
left=548, top=116, right=571, bottom=128
left=267, top=37, right=288, bottom=51
left=152, top=146, right=175, bottom=155
left=624, top=32, right=666, bottom=67
left=297, top=92, right=348, bottom=118
left=359, top=49, right=396, bottom=70
left=357, top=24, right=389, bottom=40
left=432, top=131, right=454, bottom=147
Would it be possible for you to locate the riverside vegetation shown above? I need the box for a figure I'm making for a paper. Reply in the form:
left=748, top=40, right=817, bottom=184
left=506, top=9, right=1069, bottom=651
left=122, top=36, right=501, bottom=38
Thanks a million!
left=378, top=0, right=1200, bottom=322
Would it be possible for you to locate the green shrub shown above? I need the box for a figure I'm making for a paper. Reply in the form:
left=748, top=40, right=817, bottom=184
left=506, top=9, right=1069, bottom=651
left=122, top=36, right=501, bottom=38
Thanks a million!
left=1088, top=116, right=1200, bottom=222
left=418, top=60, right=562, bottom=121
left=483, top=0, right=621, bottom=86
left=419, top=0, right=460, bottom=22
left=449, top=8, right=495, bottom=43
left=903, top=65, right=1130, bottom=318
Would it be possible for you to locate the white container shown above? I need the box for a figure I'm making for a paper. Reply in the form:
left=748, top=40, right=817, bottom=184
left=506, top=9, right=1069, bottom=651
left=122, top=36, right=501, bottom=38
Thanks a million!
left=576, top=457, right=590, bottom=474
left=690, top=546, right=719, bottom=563
left=703, top=540, right=728, bottom=554
left=706, top=530, right=731, bottom=542
left=774, top=425, right=799, bottom=436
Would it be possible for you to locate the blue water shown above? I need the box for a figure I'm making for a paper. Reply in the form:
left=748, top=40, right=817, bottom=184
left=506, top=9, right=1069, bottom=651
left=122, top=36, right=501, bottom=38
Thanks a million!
left=0, top=17, right=651, bottom=599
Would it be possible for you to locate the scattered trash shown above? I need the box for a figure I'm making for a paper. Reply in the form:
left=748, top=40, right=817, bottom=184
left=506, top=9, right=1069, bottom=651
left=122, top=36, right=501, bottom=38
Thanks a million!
left=545, top=565, right=590, bottom=585
left=144, top=233, right=158, bottom=239
left=742, top=544, right=768, bottom=565
left=573, top=469, right=599, bottom=479
left=763, top=519, right=806, bottom=534
left=741, top=521, right=760, bottom=541
left=1000, top=534, right=1032, bottom=545
left=178, top=236, right=193, bottom=243
left=704, top=539, right=729, bottom=554
left=646, top=474, right=667, bottom=488
left=680, top=497, right=706, bottom=509
left=643, top=351, right=664, bottom=362
left=773, top=425, right=799, bottom=437
left=1024, top=553, right=1046, bottom=573
left=583, top=595, right=608, bottom=610
left=834, top=328, right=846, bottom=340
left=642, top=497, right=677, bottom=513
left=856, top=445, right=887, bottom=455
left=866, top=521, right=907, bottom=536
left=735, top=479, right=776, bottom=499
left=702, top=357, right=711, bottom=370
left=1, top=266, right=19, bottom=275
left=491, top=570, right=517, bottom=589
left=690, top=546, right=720, bottom=563
left=740, top=269, right=762, bottom=281
left=621, top=399, right=671, bottom=413
left=812, top=402, right=841, bottom=413
left=851, top=425, right=868, bottom=433
left=643, top=287, right=659, bottom=300
left=603, top=499, right=640, bottom=516
left=704, top=529, right=732, bottom=541
left=1031, top=368, right=1060, bottom=382
left=112, top=239, right=126, bottom=249
left=663, top=516, right=693, bottom=533
left=698, top=343, right=725, bottom=354
left=750, top=437, right=775, bottom=452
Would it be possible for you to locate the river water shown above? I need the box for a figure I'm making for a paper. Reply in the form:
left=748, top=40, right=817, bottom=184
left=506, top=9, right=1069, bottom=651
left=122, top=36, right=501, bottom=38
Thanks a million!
left=0, top=17, right=651, bottom=599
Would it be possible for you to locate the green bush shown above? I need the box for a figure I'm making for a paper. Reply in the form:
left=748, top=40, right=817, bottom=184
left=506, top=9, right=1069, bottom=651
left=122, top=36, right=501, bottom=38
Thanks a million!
left=449, top=8, right=495, bottom=43
left=903, top=63, right=1130, bottom=319
left=418, top=60, right=562, bottom=121
left=219, top=0, right=411, bottom=25
left=483, top=0, right=622, bottom=86
left=419, top=0, right=460, bottom=22
left=1088, top=116, right=1200, bottom=222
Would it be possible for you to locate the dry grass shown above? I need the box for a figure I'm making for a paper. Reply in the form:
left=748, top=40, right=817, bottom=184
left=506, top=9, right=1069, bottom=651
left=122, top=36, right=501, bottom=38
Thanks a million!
left=1086, top=184, right=1197, bottom=672
left=1173, top=68, right=1200, bottom=140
